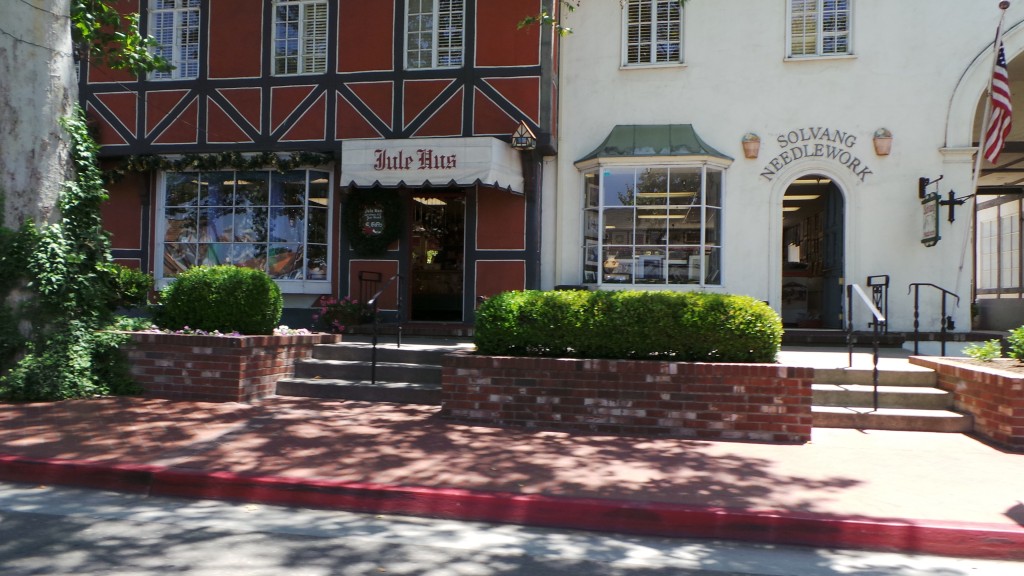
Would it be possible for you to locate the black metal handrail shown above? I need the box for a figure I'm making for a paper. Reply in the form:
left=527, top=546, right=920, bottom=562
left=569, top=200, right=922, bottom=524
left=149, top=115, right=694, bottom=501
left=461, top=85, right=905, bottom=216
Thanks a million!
left=907, top=283, right=960, bottom=356
left=846, top=283, right=885, bottom=411
left=368, top=274, right=402, bottom=385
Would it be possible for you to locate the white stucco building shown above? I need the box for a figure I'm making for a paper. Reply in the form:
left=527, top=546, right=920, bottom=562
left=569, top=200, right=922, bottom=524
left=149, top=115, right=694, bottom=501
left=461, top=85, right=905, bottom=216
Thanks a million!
left=546, top=0, right=1024, bottom=333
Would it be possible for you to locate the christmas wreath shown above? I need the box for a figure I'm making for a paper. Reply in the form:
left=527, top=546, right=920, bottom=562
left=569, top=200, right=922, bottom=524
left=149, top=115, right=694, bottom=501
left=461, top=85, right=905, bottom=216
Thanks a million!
left=343, top=189, right=403, bottom=256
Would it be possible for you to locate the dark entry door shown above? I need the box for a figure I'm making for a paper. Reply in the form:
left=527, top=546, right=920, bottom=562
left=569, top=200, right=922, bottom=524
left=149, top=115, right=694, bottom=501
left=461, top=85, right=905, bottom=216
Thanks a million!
left=820, top=187, right=845, bottom=329
left=409, top=191, right=465, bottom=321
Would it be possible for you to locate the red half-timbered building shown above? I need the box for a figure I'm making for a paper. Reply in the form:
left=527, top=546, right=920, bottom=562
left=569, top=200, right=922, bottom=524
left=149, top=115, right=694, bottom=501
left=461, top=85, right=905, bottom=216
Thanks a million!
left=83, top=0, right=557, bottom=328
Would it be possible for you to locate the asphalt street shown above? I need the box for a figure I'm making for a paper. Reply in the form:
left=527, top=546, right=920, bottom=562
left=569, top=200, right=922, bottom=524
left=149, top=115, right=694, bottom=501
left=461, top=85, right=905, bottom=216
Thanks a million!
left=0, top=482, right=1020, bottom=576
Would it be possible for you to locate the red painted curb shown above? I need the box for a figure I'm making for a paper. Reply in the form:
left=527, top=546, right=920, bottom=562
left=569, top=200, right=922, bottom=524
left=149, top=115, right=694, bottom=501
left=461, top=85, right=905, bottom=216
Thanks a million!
left=2, top=454, right=1023, bottom=560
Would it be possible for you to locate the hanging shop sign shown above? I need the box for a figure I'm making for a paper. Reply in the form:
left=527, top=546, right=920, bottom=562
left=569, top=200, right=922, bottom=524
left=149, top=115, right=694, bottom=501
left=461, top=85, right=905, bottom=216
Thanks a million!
left=921, top=192, right=941, bottom=247
left=760, top=127, right=876, bottom=183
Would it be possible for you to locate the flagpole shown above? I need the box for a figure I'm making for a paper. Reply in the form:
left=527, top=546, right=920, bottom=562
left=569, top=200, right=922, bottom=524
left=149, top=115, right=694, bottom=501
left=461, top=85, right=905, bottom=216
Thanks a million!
left=971, top=2, right=1010, bottom=195
left=964, top=1, right=1011, bottom=304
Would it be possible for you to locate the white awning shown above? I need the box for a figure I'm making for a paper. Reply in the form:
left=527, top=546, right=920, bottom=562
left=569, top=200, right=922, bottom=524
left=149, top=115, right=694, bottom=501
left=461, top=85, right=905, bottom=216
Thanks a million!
left=341, top=136, right=523, bottom=194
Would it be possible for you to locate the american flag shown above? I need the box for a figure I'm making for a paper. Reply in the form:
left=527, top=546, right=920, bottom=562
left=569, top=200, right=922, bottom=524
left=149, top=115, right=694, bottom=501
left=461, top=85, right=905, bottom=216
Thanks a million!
left=984, top=41, right=1012, bottom=164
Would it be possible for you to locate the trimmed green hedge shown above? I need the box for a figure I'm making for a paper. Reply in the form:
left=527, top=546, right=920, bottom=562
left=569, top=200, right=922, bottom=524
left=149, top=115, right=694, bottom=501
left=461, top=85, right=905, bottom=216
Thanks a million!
left=155, top=266, right=283, bottom=335
left=475, top=290, right=782, bottom=363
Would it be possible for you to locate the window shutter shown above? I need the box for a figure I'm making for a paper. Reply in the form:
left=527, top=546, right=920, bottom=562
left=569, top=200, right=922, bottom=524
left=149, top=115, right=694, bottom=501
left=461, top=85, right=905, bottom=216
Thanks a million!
left=302, top=2, right=328, bottom=73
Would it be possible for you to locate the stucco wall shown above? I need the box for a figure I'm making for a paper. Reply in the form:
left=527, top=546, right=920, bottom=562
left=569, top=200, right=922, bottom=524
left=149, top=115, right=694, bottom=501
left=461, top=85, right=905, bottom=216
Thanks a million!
left=550, top=1, right=1024, bottom=333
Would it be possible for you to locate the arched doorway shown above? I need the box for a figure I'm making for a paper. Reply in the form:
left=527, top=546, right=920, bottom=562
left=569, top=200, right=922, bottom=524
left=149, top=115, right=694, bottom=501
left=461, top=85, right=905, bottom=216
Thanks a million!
left=781, top=175, right=845, bottom=329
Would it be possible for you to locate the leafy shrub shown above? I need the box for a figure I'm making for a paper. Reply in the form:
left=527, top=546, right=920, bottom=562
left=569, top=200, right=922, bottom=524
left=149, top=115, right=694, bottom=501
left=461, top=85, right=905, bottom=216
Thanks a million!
left=1008, top=327, right=1024, bottom=361
left=963, top=339, right=1002, bottom=362
left=155, top=265, right=282, bottom=335
left=102, top=263, right=153, bottom=310
left=475, top=290, right=782, bottom=363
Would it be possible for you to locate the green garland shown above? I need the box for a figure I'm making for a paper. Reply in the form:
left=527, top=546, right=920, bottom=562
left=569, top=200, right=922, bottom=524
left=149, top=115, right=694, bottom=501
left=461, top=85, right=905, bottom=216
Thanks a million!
left=112, top=151, right=334, bottom=179
left=343, top=189, right=403, bottom=257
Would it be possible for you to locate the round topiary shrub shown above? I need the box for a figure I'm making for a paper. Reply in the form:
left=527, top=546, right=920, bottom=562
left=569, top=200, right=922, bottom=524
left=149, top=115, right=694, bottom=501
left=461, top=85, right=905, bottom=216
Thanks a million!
left=155, top=265, right=283, bottom=335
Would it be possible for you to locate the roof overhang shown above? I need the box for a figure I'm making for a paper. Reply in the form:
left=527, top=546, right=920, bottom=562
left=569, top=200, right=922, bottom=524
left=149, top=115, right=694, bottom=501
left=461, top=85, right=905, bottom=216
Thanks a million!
left=341, top=136, right=523, bottom=194
left=575, top=124, right=733, bottom=171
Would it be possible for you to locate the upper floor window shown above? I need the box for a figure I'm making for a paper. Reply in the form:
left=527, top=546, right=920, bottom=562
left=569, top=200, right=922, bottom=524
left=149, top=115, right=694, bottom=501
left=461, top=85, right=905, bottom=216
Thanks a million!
left=150, top=0, right=200, bottom=80
left=789, top=0, right=850, bottom=58
left=624, top=0, right=683, bottom=67
left=406, top=0, right=464, bottom=69
left=273, top=0, right=328, bottom=75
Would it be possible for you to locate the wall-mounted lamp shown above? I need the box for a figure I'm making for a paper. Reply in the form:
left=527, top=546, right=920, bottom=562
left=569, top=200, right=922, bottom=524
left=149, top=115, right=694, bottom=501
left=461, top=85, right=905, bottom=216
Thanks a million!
left=742, top=132, right=760, bottom=159
left=873, top=128, right=893, bottom=156
left=511, top=120, right=537, bottom=151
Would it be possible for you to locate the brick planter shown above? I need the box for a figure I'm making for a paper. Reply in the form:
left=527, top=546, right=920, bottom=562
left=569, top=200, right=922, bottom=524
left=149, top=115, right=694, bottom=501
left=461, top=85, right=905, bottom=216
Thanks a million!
left=441, top=351, right=813, bottom=443
left=909, top=357, right=1024, bottom=451
left=120, top=332, right=342, bottom=402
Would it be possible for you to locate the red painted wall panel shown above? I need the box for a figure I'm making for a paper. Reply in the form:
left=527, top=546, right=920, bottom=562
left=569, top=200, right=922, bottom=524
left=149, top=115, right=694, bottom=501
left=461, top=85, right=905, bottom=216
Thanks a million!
left=477, top=191, right=525, bottom=250
left=476, top=1, right=541, bottom=67
left=209, top=0, right=262, bottom=78
left=101, top=172, right=145, bottom=251
left=87, top=0, right=140, bottom=84
left=475, top=261, right=526, bottom=300
left=339, top=1, right=394, bottom=72
left=349, top=261, right=400, bottom=309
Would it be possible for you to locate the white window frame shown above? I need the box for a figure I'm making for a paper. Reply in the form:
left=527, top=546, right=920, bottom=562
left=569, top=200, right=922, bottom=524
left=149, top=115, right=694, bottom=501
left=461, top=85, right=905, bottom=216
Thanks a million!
left=405, top=0, right=465, bottom=70
left=149, top=0, right=200, bottom=80
left=155, top=168, right=333, bottom=294
left=273, top=0, right=329, bottom=76
left=787, top=0, right=852, bottom=59
left=622, top=0, right=684, bottom=68
left=580, top=162, right=726, bottom=288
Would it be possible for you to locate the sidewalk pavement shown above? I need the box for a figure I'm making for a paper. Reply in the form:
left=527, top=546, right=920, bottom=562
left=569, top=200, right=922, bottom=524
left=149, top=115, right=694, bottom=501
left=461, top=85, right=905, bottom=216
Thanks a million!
left=0, top=346, right=1022, bottom=561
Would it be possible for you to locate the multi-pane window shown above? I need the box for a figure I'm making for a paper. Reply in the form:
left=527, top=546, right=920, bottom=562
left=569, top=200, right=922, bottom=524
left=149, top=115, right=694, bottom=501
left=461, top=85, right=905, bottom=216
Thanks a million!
left=406, top=0, right=465, bottom=69
left=977, top=199, right=1022, bottom=294
left=789, top=0, right=850, bottom=57
left=583, top=166, right=722, bottom=286
left=274, top=0, right=328, bottom=75
left=160, top=170, right=331, bottom=288
left=624, top=0, right=682, bottom=66
left=150, top=0, right=200, bottom=80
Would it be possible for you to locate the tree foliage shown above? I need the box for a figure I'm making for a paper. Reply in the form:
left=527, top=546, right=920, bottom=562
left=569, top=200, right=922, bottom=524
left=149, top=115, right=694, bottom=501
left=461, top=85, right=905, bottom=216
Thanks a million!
left=519, top=1, right=688, bottom=36
left=71, top=0, right=171, bottom=75
left=0, top=109, right=143, bottom=400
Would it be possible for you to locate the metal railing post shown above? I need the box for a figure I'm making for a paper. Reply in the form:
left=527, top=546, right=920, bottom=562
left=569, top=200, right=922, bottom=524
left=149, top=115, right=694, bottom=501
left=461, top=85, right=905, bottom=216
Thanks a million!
left=848, top=284, right=885, bottom=412
left=367, top=274, right=403, bottom=386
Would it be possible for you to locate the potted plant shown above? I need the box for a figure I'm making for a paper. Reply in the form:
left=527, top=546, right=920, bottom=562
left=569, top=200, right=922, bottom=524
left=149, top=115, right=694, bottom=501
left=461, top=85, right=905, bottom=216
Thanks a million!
left=314, top=295, right=372, bottom=333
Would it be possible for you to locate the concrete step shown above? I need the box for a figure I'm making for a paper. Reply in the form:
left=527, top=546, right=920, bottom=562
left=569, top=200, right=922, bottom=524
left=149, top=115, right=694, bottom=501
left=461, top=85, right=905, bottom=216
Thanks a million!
left=812, top=383, right=953, bottom=410
left=310, top=342, right=448, bottom=365
left=276, top=378, right=441, bottom=405
left=812, top=368, right=937, bottom=387
left=292, top=358, right=442, bottom=385
left=812, top=406, right=973, bottom=433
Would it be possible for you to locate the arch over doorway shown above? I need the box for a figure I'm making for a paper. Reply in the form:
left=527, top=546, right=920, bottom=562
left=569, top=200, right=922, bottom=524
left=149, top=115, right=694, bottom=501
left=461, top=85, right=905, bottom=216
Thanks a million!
left=946, top=21, right=1024, bottom=149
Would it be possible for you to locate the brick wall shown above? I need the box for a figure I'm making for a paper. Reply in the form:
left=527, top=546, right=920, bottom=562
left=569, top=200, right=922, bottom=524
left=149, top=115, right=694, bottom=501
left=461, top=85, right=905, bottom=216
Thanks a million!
left=910, top=357, right=1024, bottom=451
left=121, top=332, right=342, bottom=402
left=441, top=351, right=813, bottom=443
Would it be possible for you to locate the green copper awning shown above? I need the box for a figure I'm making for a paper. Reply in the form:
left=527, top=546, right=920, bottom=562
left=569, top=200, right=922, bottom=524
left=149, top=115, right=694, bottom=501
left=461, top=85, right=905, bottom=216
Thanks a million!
left=575, top=124, right=732, bottom=165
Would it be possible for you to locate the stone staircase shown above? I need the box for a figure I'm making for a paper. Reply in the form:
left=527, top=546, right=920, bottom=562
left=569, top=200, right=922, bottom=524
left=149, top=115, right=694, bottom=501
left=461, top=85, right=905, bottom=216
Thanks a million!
left=275, top=338, right=470, bottom=405
left=277, top=338, right=974, bottom=434
left=811, top=365, right=973, bottom=433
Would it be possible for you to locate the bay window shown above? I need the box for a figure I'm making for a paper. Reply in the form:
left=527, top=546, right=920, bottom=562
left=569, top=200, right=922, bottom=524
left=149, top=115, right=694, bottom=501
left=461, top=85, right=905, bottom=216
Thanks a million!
left=159, top=169, right=331, bottom=292
left=583, top=165, right=722, bottom=286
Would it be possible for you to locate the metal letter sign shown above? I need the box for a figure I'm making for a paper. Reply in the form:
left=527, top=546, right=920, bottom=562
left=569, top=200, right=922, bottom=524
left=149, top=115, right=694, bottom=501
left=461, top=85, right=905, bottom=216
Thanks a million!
left=921, top=193, right=940, bottom=247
